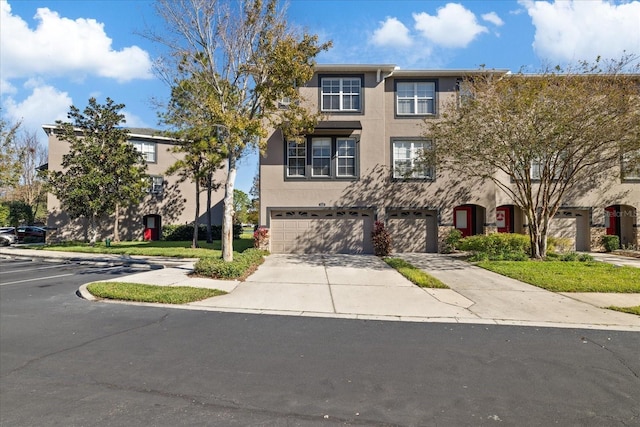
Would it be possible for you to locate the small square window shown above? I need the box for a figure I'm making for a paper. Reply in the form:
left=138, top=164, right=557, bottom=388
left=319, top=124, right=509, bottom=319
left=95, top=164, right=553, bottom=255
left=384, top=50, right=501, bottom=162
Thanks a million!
left=396, top=82, right=435, bottom=116
left=321, top=77, right=361, bottom=112
left=132, top=140, right=156, bottom=163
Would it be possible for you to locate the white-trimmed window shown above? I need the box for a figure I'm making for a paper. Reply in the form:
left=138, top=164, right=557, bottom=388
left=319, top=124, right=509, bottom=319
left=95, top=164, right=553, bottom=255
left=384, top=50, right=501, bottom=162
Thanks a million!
left=392, top=140, right=434, bottom=179
left=530, top=155, right=564, bottom=180
left=622, top=150, right=640, bottom=180
left=287, top=140, right=306, bottom=177
left=321, top=77, right=361, bottom=112
left=336, top=138, right=356, bottom=177
left=148, top=176, right=164, bottom=194
left=311, top=138, right=331, bottom=177
left=396, top=82, right=435, bottom=115
left=132, top=140, right=156, bottom=163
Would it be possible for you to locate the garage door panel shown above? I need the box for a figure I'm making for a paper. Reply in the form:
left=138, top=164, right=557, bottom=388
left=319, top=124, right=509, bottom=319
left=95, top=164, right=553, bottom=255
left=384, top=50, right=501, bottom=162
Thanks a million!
left=387, top=210, right=438, bottom=253
left=324, top=219, right=364, bottom=254
left=270, top=210, right=372, bottom=254
left=389, top=218, right=427, bottom=253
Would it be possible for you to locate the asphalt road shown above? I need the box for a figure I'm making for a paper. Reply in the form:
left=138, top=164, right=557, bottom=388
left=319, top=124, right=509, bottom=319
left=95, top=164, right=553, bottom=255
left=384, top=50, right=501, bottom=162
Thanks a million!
left=1, top=258, right=639, bottom=426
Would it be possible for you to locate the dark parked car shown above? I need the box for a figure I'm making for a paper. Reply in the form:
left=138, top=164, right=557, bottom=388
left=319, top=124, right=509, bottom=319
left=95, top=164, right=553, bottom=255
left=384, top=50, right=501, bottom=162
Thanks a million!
left=16, top=226, right=46, bottom=243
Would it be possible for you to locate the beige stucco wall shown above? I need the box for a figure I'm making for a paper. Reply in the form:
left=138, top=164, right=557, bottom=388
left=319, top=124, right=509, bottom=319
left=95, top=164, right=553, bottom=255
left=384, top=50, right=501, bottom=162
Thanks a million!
left=260, top=66, right=639, bottom=252
left=45, top=129, right=225, bottom=241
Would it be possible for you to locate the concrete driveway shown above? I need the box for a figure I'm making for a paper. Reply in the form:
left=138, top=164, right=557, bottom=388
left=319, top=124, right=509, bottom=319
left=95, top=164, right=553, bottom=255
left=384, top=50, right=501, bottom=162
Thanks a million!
left=3, top=246, right=639, bottom=331
left=180, top=253, right=639, bottom=330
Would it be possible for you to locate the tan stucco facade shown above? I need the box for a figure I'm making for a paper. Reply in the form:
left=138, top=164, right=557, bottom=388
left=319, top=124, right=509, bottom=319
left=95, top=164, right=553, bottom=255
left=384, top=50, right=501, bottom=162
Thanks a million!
left=260, top=65, right=639, bottom=254
left=44, top=126, right=225, bottom=242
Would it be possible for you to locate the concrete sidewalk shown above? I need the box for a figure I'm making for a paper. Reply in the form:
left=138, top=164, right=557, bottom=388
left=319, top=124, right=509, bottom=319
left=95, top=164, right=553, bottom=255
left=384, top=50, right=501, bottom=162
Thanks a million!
left=2, top=247, right=639, bottom=331
left=92, top=252, right=640, bottom=331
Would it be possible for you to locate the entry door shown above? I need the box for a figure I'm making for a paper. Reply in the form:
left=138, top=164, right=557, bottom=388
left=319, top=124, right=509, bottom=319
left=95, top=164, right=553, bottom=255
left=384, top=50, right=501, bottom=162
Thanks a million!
left=605, top=206, right=619, bottom=236
left=496, top=206, right=513, bottom=233
left=454, top=206, right=474, bottom=237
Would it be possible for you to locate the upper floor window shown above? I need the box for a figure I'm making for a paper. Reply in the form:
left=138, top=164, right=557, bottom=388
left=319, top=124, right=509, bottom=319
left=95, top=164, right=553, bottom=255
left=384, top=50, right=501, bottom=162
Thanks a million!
left=456, top=79, right=474, bottom=107
left=321, top=77, right=361, bottom=112
left=336, top=138, right=356, bottom=177
left=286, top=137, right=358, bottom=179
left=529, top=155, right=564, bottom=181
left=312, top=138, right=332, bottom=177
left=147, top=175, right=164, bottom=194
left=287, top=141, right=306, bottom=177
left=131, top=140, right=156, bottom=163
left=396, top=81, right=435, bottom=116
left=622, top=150, right=640, bottom=181
left=392, top=139, right=434, bottom=179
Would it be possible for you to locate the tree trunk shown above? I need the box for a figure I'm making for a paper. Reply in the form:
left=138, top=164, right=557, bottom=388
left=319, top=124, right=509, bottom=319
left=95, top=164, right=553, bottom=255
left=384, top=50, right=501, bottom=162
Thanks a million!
left=113, top=202, right=120, bottom=242
left=192, top=178, right=200, bottom=249
left=222, top=156, right=236, bottom=262
left=206, top=172, right=213, bottom=244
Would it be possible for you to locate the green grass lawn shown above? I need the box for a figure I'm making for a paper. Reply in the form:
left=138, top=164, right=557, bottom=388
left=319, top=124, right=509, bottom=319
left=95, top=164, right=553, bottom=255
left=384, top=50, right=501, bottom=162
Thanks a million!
left=607, top=306, right=640, bottom=316
left=37, top=238, right=254, bottom=258
left=87, top=282, right=226, bottom=304
left=477, top=261, right=640, bottom=293
left=384, top=257, right=449, bottom=289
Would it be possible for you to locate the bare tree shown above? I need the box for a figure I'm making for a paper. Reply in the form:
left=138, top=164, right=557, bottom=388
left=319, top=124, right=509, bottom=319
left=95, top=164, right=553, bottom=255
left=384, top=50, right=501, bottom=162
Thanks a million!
left=148, top=0, right=330, bottom=261
left=425, top=57, right=640, bottom=258
left=13, top=130, right=48, bottom=221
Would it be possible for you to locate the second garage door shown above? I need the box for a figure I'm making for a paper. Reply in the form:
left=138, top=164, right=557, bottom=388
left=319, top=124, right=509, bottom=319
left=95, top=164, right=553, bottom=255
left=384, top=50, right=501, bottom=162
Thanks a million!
left=387, top=209, right=439, bottom=253
left=270, top=209, right=374, bottom=254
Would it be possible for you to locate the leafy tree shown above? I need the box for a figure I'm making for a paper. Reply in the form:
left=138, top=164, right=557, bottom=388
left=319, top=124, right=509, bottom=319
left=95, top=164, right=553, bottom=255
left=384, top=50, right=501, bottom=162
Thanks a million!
left=150, top=0, right=331, bottom=261
left=46, top=98, right=149, bottom=243
left=233, top=189, right=251, bottom=225
left=161, top=73, right=225, bottom=247
left=425, top=58, right=640, bottom=258
left=0, top=114, right=22, bottom=193
left=5, top=201, right=33, bottom=226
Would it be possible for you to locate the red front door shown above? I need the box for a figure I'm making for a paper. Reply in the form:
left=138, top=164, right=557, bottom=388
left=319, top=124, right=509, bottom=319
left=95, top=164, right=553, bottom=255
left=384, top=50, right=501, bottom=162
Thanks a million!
left=454, top=206, right=474, bottom=237
left=605, top=206, right=618, bottom=236
left=496, top=206, right=513, bottom=233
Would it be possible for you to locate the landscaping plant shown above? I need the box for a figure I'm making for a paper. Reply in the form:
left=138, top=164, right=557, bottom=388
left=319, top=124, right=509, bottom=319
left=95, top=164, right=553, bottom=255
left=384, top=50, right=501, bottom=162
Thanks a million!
left=371, top=221, right=392, bottom=256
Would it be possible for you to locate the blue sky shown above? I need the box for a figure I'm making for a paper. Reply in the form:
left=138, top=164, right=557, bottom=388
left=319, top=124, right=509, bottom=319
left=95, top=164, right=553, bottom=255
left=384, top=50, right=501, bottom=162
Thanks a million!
left=1, top=0, right=639, bottom=194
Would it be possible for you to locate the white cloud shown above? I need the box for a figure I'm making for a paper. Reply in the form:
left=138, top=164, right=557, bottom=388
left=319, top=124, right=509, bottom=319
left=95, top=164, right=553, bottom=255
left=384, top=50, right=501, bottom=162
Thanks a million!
left=122, top=111, right=150, bottom=129
left=2, top=83, right=72, bottom=134
left=519, top=0, right=640, bottom=63
left=0, top=1, right=153, bottom=83
left=482, top=12, right=504, bottom=27
left=372, top=17, right=413, bottom=48
left=413, top=3, right=488, bottom=48
left=1, top=78, right=17, bottom=96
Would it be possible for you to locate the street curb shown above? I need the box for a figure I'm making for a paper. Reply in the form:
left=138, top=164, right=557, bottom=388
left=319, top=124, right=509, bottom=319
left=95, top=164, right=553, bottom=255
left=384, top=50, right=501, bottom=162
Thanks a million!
left=77, top=283, right=98, bottom=301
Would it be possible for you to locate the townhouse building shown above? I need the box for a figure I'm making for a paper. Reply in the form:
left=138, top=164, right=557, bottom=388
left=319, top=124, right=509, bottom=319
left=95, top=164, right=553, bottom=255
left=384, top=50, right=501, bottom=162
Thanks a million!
left=259, top=64, right=639, bottom=254
left=43, top=126, right=225, bottom=242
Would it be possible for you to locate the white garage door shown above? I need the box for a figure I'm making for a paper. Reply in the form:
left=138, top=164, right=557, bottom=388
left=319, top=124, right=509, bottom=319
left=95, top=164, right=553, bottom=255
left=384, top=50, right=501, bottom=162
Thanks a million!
left=387, top=209, right=438, bottom=253
left=270, top=210, right=374, bottom=254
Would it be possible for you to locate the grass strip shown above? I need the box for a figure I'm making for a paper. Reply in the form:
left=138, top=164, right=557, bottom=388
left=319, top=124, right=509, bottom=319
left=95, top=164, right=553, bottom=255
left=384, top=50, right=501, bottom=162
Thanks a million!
left=38, top=238, right=255, bottom=258
left=384, top=257, right=449, bottom=289
left=477, top=261, right=640, bottom=293
left=87, top=282, right=226, bottom=304
left=606, top=306, right=640, bottom=316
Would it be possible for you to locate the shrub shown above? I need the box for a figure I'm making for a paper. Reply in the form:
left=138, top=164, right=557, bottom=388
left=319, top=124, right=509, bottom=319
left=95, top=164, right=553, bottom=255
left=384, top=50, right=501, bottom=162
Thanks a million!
left=547, top=236, right=573, bottom=254
left=442, top=228, right=463, bottom=253
left=253, top=227, right=269, bottom=249
left=371, top=221, right=392, bottom=256
left=601, top=235, right=620, bottom=252
left=194, top=248, right=268, bottom=279
left=557, top=252, right=594, bottom=262
left=163, top=224, right=242, bottom=241
left=459, top=233, right=530, bottom=261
